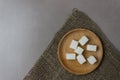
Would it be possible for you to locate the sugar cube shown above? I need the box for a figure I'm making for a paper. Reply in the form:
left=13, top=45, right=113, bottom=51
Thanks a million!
left=87, top=45, right=97, bottom=52
left=77, top=55, right=86, bottom=64
left=66, top=53, right=76, bottom=60
left=79, top=36, right=89, bottom=46
left=75, top=47, right=84, bottom=55
left=87, top=56, right=97, bottom=65
left=70, top=40, right=78, bottom=49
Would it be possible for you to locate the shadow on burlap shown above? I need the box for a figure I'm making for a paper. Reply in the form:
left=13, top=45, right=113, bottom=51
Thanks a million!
left=24, top=9, right=120, bottom=80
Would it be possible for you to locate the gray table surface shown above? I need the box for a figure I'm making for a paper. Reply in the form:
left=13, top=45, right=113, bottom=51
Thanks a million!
left=0, top=0, right=120, bottom=80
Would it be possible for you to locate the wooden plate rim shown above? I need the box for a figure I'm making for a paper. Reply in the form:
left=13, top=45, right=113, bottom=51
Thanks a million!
left=57, top=28, right=103, bottom=75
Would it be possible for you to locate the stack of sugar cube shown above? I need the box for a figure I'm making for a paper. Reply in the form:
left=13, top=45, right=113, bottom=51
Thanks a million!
left=66, top=35, right=97, bottom=65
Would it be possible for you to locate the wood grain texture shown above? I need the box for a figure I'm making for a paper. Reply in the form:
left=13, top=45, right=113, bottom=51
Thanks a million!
left=58, top=29, right=103, bottom=75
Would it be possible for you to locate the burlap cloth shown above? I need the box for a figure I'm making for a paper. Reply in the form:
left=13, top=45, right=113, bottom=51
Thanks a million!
left=24, top=9, right=120, bottom=80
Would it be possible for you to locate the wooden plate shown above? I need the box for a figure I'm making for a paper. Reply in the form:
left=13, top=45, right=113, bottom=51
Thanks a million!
left=58, top=28, right=103, bottom=75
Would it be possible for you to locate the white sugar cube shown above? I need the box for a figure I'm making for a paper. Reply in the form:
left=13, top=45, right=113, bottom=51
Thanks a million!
left=87, top=56, right=97, bottom=65
left=66, top=53, right=76, bottom=60
left=87, top=45, right=97, bottom=52
left=75, top=47, right=84, bottom=55
left=77, top=55, right=86, bottom=64
left=70, top=40, right=78, bottom=49
left=79, top=36, right=89, bottom=46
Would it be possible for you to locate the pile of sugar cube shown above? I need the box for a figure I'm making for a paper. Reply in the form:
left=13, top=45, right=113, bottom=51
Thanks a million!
left=66, top=36, right=97, bottom=65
